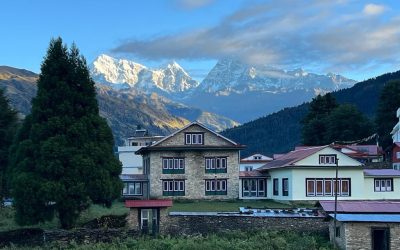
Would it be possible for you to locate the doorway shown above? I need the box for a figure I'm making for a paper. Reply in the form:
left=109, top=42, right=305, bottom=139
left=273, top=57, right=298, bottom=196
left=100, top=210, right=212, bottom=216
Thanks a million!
left=372, top=228, right=390, bottom=250
left=140, top=208, right=159, bottom=235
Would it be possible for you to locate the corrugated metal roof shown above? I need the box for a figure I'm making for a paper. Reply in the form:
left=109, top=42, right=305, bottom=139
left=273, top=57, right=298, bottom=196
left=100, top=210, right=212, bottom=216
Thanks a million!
left=329, top=213, right=400, bottom=222
left=239, top=171, right=268, bottom=178
left=125, top=199, right=173, bottom=208
left=120, top=174, right=148, bottom=181
left=258, top=146, right=327, bottom=170
left=319, top=200, right=400, bottom=213
left=364, top=169, right=400, bottom=177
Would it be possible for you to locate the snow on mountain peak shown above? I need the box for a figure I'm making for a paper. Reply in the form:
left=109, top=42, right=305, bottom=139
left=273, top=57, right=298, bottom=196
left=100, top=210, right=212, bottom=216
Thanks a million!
left=91, top=55, right=199, bottom=93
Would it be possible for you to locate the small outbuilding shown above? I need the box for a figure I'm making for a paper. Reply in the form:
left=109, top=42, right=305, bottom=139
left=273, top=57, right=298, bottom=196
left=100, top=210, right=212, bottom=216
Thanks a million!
left=319, top=200, right=400, bottom=250
left=125, top=199, right=173, bottom=235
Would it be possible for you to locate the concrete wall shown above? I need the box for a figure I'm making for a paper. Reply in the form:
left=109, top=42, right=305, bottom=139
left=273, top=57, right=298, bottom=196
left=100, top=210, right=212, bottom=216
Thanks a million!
left=330, top=221, right=400, bottom=250
left=118, top=146, right=143, bottom=175
left=267, top=168, right=368, bottom=201
left=148, top=150, right=239, bottom=199
left=295, top=147, right=362, bottom=167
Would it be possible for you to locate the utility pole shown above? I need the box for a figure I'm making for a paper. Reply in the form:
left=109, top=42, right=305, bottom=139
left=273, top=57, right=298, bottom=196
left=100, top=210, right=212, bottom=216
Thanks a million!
left=333, top=155, right=339, bottom=247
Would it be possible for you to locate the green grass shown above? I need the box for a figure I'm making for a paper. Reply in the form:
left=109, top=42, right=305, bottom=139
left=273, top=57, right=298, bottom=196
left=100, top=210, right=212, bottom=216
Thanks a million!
left=0, top=202, right=129, bottom=232
left=169, top=200, right=292, bottom=212
left=2, top=230, right=333, bottom=250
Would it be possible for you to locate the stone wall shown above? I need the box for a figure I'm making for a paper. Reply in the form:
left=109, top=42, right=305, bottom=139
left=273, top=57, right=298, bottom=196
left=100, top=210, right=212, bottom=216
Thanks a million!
left=335, top=221, right=400, bottom=250
left=148, top=149, right=240, bottom=200
left=159, top=214, right=329, bottom=236
left=0, top=228, right=139, bottom=247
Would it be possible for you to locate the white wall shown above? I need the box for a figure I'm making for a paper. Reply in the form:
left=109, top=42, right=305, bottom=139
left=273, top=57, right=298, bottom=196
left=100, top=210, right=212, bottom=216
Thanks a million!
left=295, top=147, right=362, bottom=167
left=267, top=169, right=293, bottom=200
left=239, top=163, right=265, bottom=171
left=118, top=146, right=143, bottom=175
left=363, top=177, right=400, bottom=199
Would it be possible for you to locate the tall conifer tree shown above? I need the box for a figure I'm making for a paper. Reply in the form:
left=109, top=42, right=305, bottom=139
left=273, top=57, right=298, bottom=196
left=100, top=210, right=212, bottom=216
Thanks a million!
left=375, top=80, right=400, bottom=151
left=0, top=88, right=18, bottom=202
left=9, top=38, right=122, bottom=228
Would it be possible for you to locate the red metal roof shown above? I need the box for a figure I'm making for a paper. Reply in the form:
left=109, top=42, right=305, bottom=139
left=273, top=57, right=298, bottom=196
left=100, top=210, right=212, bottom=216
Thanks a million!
left=125, top=199, right=173, bottom=208
left=319, top=200, right=400, bottom=213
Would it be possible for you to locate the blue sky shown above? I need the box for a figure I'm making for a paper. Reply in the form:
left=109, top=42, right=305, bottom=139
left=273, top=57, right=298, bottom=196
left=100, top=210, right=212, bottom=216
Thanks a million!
left=1, top=0, right=400, bottom=81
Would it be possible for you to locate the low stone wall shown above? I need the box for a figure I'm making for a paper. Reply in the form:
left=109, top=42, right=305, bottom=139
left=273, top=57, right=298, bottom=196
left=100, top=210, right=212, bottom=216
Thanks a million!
left=0, top=228, right=139, bottom=247
left=160, top=213, right=329, bottom=236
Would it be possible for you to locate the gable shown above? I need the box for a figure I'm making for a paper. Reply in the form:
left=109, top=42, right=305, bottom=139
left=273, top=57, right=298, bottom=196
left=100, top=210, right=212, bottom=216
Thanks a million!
left=154, top=123, right=236, bottom=147
left=294, top=147, right=362, bottom=167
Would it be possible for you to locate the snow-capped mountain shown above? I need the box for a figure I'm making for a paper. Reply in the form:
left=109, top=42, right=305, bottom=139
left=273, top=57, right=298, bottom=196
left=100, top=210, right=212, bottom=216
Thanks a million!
left=91, top=54, right=199, bottom=93
left=198, top=59, right=356, bottom=96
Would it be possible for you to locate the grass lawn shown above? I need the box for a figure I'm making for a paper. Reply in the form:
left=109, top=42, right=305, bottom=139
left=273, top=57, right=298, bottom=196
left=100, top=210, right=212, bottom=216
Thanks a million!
left=169, top=200, right=293, bottom=212
left=0, top=202, right=129, bottom=232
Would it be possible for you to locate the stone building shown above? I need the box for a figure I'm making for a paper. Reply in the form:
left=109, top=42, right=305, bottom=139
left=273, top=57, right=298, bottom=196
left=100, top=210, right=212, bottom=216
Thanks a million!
left=319, top=200, right=400, bottom=250
left=136, top=122, right=245, bottom=200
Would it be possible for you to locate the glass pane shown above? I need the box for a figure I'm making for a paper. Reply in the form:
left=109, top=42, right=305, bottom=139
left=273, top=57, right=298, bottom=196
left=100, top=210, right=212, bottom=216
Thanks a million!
left=169, top=181, right=173, bottom=191
left=129, top=184, right=135, bottom=194
left=251, top=180, right=257, bottom=191
left=216, top=158, right=220, bottom=169
left=325, top=180, right=332, bottom=195
left=221, top=158, right=226, bottom=168
left=206, top=181, right=210, bottom=191
left=222, top=180, right=226, bottom=191
left=169, top=159, right=173, bottom=169
left=180, top=159, right=184, bottom=169
left=192, top=134, right=197, bottom=144
left=375, top=180, right=380, bottom=191
left=341, top=180, right=349, bottom=195
left=135, top=183, right=142, bottom=195
left=163, top=159, right=168, bottom=169
left=163, top=181, right=168, bottom=191
left=185, top=134, right=191, bottom=144
left=316, top=180, right=323, bottom=195
left=243, top=180, right=249, bottom=191
left=258, top=180, right=264, bottom=191
left=217, top=181, right=221, bottom=190
left=386, top=180, right=392, bottom=191
left=180, top=181, right=184, bottom=191
left=211, top=180, right=215, bottom=191
left=307, top=180, right=315, bottom=196
left=283, top=179, right=288, bottom=192
left=123, top=183, right=128, bottom=194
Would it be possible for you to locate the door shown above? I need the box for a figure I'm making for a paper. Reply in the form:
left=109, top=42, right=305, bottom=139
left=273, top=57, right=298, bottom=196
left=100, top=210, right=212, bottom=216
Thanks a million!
left=372, top=228, right=390, bottom=250
left=140, top=209, right=159, bottom=235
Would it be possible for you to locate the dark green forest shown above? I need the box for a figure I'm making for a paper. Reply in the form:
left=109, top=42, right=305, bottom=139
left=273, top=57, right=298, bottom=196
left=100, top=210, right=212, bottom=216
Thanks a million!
left=222, top=70, right=400, bottom=157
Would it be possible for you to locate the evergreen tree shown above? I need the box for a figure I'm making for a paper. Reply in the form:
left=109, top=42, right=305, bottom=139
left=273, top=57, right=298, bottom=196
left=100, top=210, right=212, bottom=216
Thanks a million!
left=0, top=88, right=18, bottom=202
left=325, top=104, right=373, bottom=143
left=9, top=38, right=122, bottom=229
left=301, top=93, right=338, bottom=145
left=375, top=80, right=400, bottom=151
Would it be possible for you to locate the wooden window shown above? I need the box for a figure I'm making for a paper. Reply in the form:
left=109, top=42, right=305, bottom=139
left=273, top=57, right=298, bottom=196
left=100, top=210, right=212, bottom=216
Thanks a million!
left=319, top=154, right=336, bottom=165
left=316, top=179, right=324, bottom=196
left=306, top=178, right=351, bottom=197
left=307, top=179, right=315, bottom=196
left=184, top=133, right=204, bottom=145
left=374, top=178, right=393, bottom=192
left=273, top=178, right=279, bottom=196
left=324, top=179, right=332, bottom=196
left=205, top=179, right=227, bottom=195
left=205, top=157, right=227, bottom=173
left=282, top=178, right=289, bottom=196
left=162, top=157, right=185, bottom=174
left=123, top=182, right=143, bottom=196
left=162, top=180, right=185, bottom=196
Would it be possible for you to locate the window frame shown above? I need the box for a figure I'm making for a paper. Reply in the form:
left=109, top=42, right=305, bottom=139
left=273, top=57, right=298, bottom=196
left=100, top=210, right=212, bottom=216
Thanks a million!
left=273, top=178, right=279, bottom=196
left=122, top=182, right=143, bottom=196
left=162, top=179, right=185, bottom=196
left=306, top=178, right=351, bottom=197
left=205, top=157, right=228, bottom=173
left=162, top=157, right=185, bottom=174
left=205, top=179, right=227, bottom=195
left=184, top=132, right=204, bottom=145
left=282, top=178, right=289, bottom=196
left=374, top=178, right=393, bottom=192
left=319, top=154, right=337, bottom=165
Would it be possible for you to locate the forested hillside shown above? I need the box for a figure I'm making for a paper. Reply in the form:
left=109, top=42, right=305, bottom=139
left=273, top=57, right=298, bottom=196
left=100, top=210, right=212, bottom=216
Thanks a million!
left=222, top=70, right=400, bottom=157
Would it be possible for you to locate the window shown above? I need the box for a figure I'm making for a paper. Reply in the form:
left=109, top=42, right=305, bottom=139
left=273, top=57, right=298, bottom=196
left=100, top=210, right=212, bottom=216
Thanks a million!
left=397, top=152, right=400, bottom=159
left=273, top=178, right=279, bottom=196
left=319, top=154, right=336, bottom=164
left=185, top=133, right=203, bottom=145
left=374, top=178, right=393, bottom=192
left=205, top=179, right=227, bottom=195
left=335, top=226, right=341, bottom=238
left=162, top=180, right=185, bottom=196
left=162, top=157, right=185, bottom=174
left=254, top=156, right=261, bottom=160
left=244, top=166, right=253, bottom=171
left=205, top=157, right=227, bottom=173
left=306, top=178, right=351, bottom=197
left=122, top=182, right=143, bottom=196
left=282, top=178, right=289, bottom=196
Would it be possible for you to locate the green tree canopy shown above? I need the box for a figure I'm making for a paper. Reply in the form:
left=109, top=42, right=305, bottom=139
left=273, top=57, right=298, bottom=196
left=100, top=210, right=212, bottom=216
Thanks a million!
left=9, top=38, right=122, bottom=228
left=375, top=80, right=400, bottom=151
left=302, top=94, right=373, bottom=145
left=301, top=93, right=338, bottom=145
left=0, top=88, right=18, bottom=201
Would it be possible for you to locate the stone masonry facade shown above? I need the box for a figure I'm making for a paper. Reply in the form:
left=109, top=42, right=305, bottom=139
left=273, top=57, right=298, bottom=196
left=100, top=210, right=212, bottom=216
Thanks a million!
left=143, top=124, right=241, bottom=200
left=330, top=221, right=400, bottom=250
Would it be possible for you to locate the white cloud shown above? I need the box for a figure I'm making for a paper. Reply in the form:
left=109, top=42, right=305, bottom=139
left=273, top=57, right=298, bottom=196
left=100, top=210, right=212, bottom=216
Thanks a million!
left=363, top=3, right=386, bottom=16
left=113, top=0, right=400, bottom=73
left=175, top=0, right=214, bottom=10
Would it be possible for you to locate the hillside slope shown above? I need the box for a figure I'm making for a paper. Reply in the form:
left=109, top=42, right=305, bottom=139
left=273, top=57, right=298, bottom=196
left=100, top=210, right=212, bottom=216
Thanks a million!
left=222, top=70, right=400, bottom=157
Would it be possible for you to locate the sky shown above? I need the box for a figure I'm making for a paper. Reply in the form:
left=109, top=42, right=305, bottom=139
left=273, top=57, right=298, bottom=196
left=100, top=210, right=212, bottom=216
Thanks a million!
left=1, top=0, right=400, bottom=81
